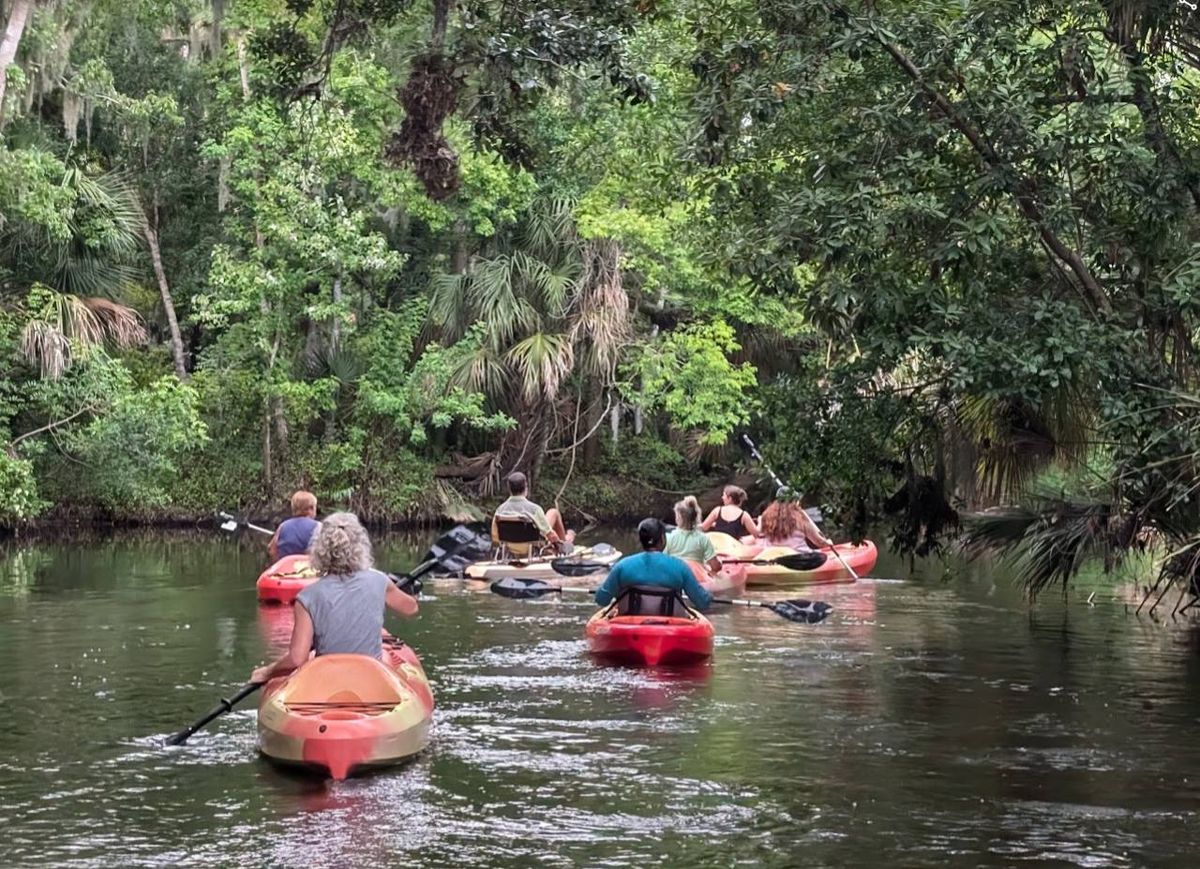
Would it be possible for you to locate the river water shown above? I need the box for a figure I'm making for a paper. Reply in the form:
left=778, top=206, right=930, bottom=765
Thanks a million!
left=1, top=529, right=1199, bottom=867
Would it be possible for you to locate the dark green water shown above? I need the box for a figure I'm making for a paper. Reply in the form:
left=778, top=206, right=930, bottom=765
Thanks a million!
left=2, top=529, right=1199, bottom=867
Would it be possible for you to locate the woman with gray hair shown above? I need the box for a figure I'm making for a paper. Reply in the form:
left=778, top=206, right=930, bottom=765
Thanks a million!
left=250, top=512, right=419, bottom=683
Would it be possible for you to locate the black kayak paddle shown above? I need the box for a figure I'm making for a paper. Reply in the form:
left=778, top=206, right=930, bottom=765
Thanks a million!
left=550, top=559, right=610, bottom=577
left=719, top=551, right=829, bottom=571
left=165, top=681, right=263, bottom=746
left=488, top=577, right=832, bottom=624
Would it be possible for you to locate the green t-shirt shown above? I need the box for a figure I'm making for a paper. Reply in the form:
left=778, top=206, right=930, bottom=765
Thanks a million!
left=664, top=528, right=716, bottom=565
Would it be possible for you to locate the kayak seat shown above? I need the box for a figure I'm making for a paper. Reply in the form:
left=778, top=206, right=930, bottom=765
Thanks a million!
left=281, top=654, right=405, bottom=707
left=615, top=585, right=688, bottom=618
left=492, top=515, right=551, bottom=561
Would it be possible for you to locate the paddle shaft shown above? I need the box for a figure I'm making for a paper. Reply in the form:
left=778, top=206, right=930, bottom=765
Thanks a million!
left=219, top=512, right=273, bottom=536
left=740, top=434, right=824, bottom=525
left=712, top=596, right=770, bottom=608
left=827, top=546, right=861, bottom=581
left=740, top=434, right=787, bottom=491
left=166, top=681, right=262, bottom=746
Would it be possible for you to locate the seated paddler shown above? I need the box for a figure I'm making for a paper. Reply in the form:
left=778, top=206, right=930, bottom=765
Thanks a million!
left=594, top=518, right=712, bottom=612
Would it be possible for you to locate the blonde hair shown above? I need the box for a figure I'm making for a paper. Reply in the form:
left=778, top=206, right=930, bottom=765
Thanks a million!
left=291, top=490, right=317, bottom=516
left=308, top=512, right=373, bottom=575
left=723, top=485, right=747, bottom=505
left=673, top=496, right=703, bottom=531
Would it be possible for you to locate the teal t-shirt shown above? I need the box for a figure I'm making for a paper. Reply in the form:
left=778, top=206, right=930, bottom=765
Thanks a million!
left=594, top=551, right=712, bottom=611
left=664, top=528, right=717, bottom=565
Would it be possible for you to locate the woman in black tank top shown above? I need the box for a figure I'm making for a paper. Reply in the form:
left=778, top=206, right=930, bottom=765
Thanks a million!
left=702, top=485, right=758, bottom=539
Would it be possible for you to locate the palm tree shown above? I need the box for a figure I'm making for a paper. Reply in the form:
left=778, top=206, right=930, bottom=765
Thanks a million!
left=428, top=199, right=630, bottom=488
left=3, top=163, right=148, bottom=378
left=19, top=287, right=147, bottom=379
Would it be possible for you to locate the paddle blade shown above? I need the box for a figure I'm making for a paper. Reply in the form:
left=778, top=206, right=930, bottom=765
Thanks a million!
left=219, top=519, right=239, bottom=533
left=422, top=525, right=492, bottom=572
left=165, top=681, right=261, bottom=746
left=489, top=577, right=563, bottom=599
left=550, top=559, right=609, bottom=577
left=392, top=574, right=423, bottom=596
left=768, top=599, right=833, bottom=624
left=771, top=551, right=829, bottom=571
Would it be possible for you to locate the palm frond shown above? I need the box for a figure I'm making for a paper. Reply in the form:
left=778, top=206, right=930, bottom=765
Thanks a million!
left=452, top=342, right=512, bottom=402
left=523, top=197, right=577, bottom=260
left=962, top=499, right=1118, bottom=599
left=428, top=272, right=471, bottom=340
left=18, top=290, right=147, bottom=379
left=506, top=331, right=575, bottom=402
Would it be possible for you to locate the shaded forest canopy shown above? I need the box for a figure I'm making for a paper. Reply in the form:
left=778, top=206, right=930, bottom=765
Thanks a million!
left=5, top=0, right=1200, bottom=597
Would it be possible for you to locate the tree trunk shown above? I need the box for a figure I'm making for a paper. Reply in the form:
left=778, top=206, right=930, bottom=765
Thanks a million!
left=210, top=0, right=224, bottom=58
left=610, top=402, right=620, bottom=443
left=431, top=0, right=450, bottom=49
left=143, top=204, right=189, bottom=380
left=236, top=35, right=251, bottom=99
left=1109, top=37, right=1200, bottom=211
left=0, top=0, right=34, bottom=126
left=451, top=219, right=469, bottom=274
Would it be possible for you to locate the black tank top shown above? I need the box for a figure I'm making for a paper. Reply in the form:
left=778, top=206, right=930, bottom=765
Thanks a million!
left=712, top=509, right=746, bottom=538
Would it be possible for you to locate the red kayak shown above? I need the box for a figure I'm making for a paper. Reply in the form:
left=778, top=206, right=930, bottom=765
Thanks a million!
left=256, top=555, right=318, bottom=604
left=586, top=607, right=715, bottom=667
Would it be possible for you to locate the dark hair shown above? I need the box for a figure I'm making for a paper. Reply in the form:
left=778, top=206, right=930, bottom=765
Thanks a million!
left=723, top=485, right=747, bottom=505
left=637, top=517, right=667, bottom=550
left=507, top=472, right=528, bottom=496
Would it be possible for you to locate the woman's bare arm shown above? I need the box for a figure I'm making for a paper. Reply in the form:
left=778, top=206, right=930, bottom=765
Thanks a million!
left=251, top=603, right=314, bottom=683
left=385, top=582, right=419, bottom=617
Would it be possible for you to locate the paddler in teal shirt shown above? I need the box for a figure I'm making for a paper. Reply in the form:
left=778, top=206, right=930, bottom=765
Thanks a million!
left=595, top=518, right=713, bottom=612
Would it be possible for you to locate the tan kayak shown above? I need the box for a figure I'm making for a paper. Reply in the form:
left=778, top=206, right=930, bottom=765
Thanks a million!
left=463, top=545, right=622, bottom=582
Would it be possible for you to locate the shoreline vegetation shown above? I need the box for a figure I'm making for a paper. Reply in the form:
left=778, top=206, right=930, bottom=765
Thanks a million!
left=0, top=470, right=757, bottom=538
left=6, top=3, right=1200, bottom=602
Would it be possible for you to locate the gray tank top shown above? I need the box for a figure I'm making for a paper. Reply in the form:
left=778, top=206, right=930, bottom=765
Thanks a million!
left=295, top=570, right=390, bottom=659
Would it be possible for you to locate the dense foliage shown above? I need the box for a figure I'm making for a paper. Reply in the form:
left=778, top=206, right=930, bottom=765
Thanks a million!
left=5, top=0, right=1200, bottom=598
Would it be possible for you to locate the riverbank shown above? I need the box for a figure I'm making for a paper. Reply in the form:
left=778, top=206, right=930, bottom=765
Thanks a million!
left=0, top=470, right=772, bottom=539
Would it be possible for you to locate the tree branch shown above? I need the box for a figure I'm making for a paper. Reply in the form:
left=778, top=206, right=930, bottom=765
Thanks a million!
left=840, top=2, right=1111, bottom=316
left=7, top=405, right=99, bottom=453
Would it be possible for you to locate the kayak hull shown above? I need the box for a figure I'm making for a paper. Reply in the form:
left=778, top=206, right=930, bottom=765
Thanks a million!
left=744, top=541, right=878, bottom=587
left=706, top=533, right=876, bottom=586
left=687, top=560, right=747, bottom=596
left=257, top=642, right=434, bottom=780
left=586, top=609, right=714, bottom=667
left=256, top=555, right=318, bottom=604
left=464, top=549, right=622, bottom=582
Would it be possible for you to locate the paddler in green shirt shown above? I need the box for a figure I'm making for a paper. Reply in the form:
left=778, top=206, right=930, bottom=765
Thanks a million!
left=664, top=496, right=723, bottom=575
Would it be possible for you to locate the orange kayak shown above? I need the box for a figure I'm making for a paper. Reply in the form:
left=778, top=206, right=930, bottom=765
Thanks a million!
left=586, top=607, right=714, bottom=667
left=706, top=532, right=877, bottom=586
left=257, top=640, right=434, bottom=780
left=256, top=555, right=318, bottom=604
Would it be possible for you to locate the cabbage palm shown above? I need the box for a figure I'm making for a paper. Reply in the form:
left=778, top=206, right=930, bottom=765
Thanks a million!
left=428, top=199, right=630, bottom=486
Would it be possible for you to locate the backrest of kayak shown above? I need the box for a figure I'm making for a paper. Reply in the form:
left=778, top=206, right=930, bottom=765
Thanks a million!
left=277, top=654, right=405, bottom=707
left=614, top=585, right=689, bottom=618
